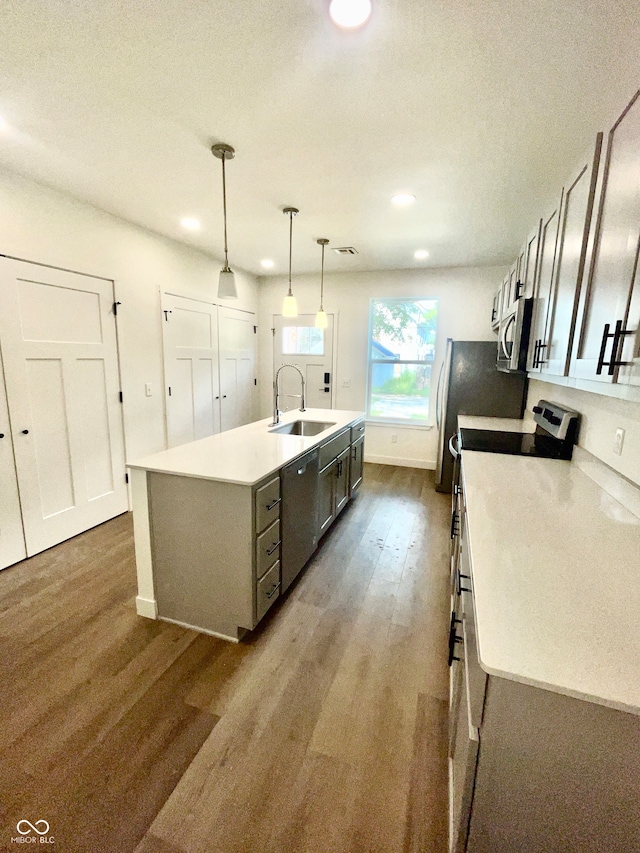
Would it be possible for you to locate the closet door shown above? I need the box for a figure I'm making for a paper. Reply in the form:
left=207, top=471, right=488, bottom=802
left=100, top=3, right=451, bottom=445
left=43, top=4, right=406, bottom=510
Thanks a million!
left=218, top=306, right=256, bottom=432
left=162, top=293, right=221, bottom=448
left=0, top=259, right=127, bottom=557
left=0, top=347, right=26, bottom=569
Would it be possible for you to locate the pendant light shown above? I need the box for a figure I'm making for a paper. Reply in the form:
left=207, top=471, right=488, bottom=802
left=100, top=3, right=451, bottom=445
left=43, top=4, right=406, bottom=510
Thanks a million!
left=211, top=143, right=238, bottom=299
left=282, top=207, right=299, bottom=317
left=315, top=238, right=329, bottom=329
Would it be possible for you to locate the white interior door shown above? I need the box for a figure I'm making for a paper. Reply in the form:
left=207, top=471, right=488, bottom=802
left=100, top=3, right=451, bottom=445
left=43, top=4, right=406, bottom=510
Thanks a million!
left=273, top=314, right=335, bottom=410
left=218, top=306, right=256, bottom=432
left=0, top=258, right=127, bottom=558
left=162, top=294, right=220, bottom=448
left=0, top=346, right=27, bottom=569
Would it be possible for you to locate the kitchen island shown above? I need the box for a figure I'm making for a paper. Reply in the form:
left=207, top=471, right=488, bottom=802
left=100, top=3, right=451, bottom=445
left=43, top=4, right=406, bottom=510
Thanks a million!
left=127, top=408, right=365, bottom=642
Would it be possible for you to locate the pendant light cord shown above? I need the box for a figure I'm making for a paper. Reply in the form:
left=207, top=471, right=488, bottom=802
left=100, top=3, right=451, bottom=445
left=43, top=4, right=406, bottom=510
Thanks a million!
left=320, top=241, right=325, bottom=310
left=221, top=152, right=230, bottom=271
left=287, top=210, right=293, bottom=297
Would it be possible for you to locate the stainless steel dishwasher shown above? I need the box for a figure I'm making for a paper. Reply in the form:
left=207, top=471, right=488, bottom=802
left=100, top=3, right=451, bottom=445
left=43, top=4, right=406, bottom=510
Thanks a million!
left=280, top=446, right=319, bottom=594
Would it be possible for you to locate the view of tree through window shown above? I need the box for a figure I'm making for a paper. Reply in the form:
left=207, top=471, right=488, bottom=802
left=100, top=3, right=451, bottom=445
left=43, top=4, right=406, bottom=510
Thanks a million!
left=367, top=298, right=437, bottom=423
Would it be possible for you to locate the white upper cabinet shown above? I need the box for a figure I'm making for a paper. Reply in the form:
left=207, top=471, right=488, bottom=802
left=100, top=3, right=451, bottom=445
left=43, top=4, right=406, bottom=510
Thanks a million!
left=542, top=136, right=603, bottom=377
left=528, top=201, right=562, bottom=373
left=571, top=89, right=640, bottom=383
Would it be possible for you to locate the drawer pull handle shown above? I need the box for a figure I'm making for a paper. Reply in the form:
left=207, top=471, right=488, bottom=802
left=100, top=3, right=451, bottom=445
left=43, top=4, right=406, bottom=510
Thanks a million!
left=266, top=541, right=281, bottom=557
left=265, top=582, right=281, bottom=600
left=266, top=498, right=281, bottom=510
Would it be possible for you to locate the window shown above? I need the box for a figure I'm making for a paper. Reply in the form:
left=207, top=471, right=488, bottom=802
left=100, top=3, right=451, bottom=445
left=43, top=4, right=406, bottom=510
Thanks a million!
left=367, top=298, right=437, bottom=424
left=281, top=325, right=325, bottom=355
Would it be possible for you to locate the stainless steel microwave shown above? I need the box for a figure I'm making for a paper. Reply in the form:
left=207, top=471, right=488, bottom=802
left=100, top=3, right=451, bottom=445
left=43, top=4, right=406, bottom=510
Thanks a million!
left=497, top=297, right=533, bottom=373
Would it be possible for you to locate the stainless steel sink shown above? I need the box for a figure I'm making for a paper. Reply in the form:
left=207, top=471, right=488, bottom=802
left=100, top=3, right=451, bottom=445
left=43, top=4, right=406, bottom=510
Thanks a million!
left=269, top=420, right=336, bottom=436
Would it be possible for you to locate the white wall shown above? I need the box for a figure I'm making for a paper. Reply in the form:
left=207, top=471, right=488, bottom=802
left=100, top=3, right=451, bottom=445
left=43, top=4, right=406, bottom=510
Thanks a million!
left=258, top=265, right=503, bottom=468
left=527, top=380, right=640, bottom=487
left=0, top=167, right=259, bottom=462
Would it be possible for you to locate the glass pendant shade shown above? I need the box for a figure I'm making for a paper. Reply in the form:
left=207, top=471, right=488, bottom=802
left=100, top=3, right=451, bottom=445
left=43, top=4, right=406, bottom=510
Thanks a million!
left=282, top=294, right=298, bottom=317
left=315, top=309, right=328, bottom=329
left=218, top=268, right=237, bottom=299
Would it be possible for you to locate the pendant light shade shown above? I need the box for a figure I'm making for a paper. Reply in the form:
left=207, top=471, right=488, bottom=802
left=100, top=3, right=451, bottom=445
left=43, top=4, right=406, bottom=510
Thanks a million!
left=282, top=207, right=299, bottom=317
left=211, top=143, right=238, bottom=299
left=315, top=238, right=329, bottom=329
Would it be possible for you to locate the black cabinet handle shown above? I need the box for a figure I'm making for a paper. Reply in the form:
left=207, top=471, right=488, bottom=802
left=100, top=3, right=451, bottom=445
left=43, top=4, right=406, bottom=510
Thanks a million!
left=448, top=611, right=463, bottom=666
left=266, top=540, right=281, bottom=557
left=265, top=582, right=280, bottom=600
left=596, top=321, right=633, bottom=376
left=457, top=571, right=472, bottom=596
left=515, top=280, right=524, bottom=300
left=22, top=429, right=29, bottom=435
left=0, top=433, right=4, bottom=439
left=266, top=498, right=281, bottom=511
left=450, top=511, right=459, bottom=540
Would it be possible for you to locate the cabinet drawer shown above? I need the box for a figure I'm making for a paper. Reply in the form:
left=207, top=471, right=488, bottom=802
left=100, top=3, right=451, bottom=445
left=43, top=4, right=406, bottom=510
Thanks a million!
left=256, top=518, right=280, bottom=579
left=350, top=419, right=365, bottom=442
left=256, top=559, right=280, bottom=622
left=319, top=428, right=350, bottom=469
left=255, top=476, right=281, bottom=534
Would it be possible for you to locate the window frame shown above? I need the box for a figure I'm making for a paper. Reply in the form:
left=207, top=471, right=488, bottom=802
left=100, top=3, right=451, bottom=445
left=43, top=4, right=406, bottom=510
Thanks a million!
left=366, top=297, right=438, bottom=427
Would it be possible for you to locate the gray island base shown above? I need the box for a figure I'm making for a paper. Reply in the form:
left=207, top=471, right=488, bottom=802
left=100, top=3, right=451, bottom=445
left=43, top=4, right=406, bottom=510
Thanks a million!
left=128, top=409, right=365, bottom=642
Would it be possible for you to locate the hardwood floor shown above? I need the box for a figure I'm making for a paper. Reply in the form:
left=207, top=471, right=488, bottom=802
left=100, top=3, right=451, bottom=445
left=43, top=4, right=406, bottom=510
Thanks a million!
left=0, top=464, right=451, bottom=853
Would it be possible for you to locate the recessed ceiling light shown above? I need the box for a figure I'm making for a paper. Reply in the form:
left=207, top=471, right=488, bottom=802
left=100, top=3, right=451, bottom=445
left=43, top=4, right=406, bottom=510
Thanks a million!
left=414, top=249, right=429, bottom=260
left=180, top=217, right=201, bottom=231
left=391, top=193, right=416, bottom=207
left=261, top=259, right=274, bottom=269
left=329, top=0, right=372, bottom=29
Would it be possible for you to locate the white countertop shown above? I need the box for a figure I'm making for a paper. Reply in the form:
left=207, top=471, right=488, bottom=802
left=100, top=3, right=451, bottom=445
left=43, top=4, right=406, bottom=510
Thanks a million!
left=462, top=450, right=640, bottom=716
left=458, top=414, right=535, bottom=433
left=127, top=408, right=364, bottom=486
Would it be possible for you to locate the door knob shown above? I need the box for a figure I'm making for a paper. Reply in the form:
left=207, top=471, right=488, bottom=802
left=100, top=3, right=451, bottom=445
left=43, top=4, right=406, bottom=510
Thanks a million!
left=0, top=433, right=4, bottom=438
left=22, top=429, right=29, bottom=435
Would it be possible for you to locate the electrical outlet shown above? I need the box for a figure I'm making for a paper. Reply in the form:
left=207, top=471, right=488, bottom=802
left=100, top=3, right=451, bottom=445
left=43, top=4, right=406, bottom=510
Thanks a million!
left=145, top=383, right=152, bottom=397
left=391, top=433, right=398, bottom=443
left=613, top=427, right=625, bottom=456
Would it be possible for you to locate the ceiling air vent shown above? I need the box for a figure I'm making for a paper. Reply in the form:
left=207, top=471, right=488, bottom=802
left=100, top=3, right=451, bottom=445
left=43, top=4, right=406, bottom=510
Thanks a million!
left=333, top=246, right=358, bottom=255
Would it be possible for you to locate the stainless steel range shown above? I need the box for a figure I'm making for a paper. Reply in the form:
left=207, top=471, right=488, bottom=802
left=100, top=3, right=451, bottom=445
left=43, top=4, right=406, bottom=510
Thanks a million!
left=458, top=399, right=580, bottom=460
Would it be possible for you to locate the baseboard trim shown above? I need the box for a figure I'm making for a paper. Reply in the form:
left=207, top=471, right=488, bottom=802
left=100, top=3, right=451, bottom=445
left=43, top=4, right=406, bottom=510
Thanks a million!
left=364, top=453, right=435, bottom=470
left=135, top=596, right=158, bottom=619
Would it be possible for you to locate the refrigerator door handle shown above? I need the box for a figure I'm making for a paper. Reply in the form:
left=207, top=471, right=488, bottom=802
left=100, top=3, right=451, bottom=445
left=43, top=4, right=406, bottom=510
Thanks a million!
left=448, top=433, right=460, bottom=459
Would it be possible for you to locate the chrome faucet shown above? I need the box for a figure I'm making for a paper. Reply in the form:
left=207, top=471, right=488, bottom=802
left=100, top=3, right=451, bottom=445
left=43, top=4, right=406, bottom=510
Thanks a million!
left=271, top=364, right=306, bottom=425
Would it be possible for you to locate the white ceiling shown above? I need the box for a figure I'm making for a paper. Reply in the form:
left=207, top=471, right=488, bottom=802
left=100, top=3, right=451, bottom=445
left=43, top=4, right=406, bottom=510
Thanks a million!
left=1, top=0, right=638, bottom=278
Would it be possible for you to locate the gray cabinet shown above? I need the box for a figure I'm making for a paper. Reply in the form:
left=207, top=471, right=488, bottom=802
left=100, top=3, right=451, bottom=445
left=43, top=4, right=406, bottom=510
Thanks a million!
left=349, top=419, right=365, bottom=495
left=317, top=428, right=351, bottom=539
left=450, top=458, right=640, bottom=853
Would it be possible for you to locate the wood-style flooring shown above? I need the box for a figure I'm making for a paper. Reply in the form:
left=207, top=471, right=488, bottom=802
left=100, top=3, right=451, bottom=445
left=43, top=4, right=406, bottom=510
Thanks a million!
left=0, top=464, right=451, bottom=853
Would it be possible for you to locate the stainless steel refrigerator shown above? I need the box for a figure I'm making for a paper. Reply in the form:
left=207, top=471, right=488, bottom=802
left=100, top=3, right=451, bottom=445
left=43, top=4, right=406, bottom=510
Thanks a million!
left=434, top=339, right=527, bottom=492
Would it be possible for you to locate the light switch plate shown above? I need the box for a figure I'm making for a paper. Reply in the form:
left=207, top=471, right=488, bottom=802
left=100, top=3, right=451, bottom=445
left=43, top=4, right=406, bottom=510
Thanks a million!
left=613, top=427, right=625, bottom=455
left=145, top=383, right=152, bottom=397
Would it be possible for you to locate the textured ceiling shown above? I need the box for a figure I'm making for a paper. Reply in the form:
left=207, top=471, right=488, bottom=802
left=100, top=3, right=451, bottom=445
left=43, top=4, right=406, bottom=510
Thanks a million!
left=0, top=0, right=638, bottom=277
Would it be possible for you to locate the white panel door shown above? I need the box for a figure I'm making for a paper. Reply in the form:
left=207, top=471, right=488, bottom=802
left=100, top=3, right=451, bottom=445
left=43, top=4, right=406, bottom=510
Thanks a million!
left=273, top=314, right=335, bottom=410
left=218, top=306, right=256, bottom=432
left=0, top=346, right=27, bottom=569
left=0, top=259, right=127, bottom=557
left=162, top=294, right=220, bottom=448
